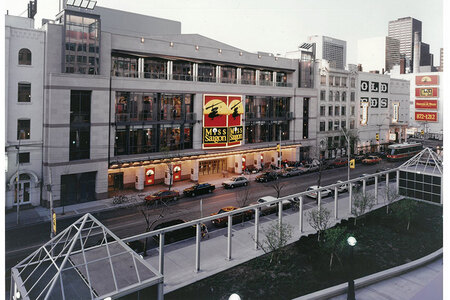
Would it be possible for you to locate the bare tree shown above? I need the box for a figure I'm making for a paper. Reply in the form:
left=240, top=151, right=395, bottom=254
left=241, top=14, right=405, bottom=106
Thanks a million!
left=235, top=186, right=252, bottom=224
left=271, top=177, right=287, bottom=199
left=384, top=184, right=401, bottom=214
left=160, top=146, right=177, bottom=191
left=322, top=227, right=348, bottom=271
left=394, top=199, right=419, bottom=231
left=351, top=189, right=375, bottom=226
left=307, top=207, right=331, bottom=241
left=254, top=222, right=293, bottom=265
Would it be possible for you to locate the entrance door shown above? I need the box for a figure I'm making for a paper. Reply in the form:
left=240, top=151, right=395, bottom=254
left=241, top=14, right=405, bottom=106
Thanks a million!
left=199, top=159, right=227, bottom=175
left=15, top=181, right=30, bottom=205
left=108, top=172, right=124, bottom=191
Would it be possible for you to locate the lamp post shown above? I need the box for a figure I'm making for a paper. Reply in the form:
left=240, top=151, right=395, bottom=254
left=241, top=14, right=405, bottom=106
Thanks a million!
left=340, top=127, right=350, bottom=182
left=347, top=236, right=357, bottom=300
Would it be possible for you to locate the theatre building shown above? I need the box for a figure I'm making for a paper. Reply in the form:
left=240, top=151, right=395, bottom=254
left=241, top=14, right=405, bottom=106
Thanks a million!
left=33, top=4, right=317, bottom=207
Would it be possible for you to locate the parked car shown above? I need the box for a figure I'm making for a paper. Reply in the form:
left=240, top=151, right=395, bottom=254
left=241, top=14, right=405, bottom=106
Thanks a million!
left=332, top=158, right=348, bottom=168
left=153, top=219, right=196, bottom=244
left=245, top=165, right=262, bottom=174
left=183, top=183, right=215, bottom=197
left=362, top=155, right=382, bottom=165
left=353, top=154, right=366, bottom=163
left=335, top=180, right=348, bottom=193
left=298, top=164, right=319, bottom=173
left=257, top=196, right=291, bottom=207
left=321, top=159, right=335, bottom=170
left=357, top=174, right=376, bottom=186
left=211, top=206, right=253, bottom=227
left=222, top=176, right=249, bottom=189
left=255, top=172, right=278, bottom=182
left=145, top=190, right=180, bottom=203
left=305, top=186, right=333, bottom=199
left=279, top=167, right=303, bottom=178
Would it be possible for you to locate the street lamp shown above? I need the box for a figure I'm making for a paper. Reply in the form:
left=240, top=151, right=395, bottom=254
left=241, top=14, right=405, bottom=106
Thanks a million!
left=347, top=236, right=357, bottom=300
left=339, top=127, right=351, bottom=182
left=229, top=293, right=241, bottom=300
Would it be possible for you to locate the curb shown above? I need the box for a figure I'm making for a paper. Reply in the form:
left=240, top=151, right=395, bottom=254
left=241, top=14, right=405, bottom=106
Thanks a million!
left=294, top=248, right=443, bottom=300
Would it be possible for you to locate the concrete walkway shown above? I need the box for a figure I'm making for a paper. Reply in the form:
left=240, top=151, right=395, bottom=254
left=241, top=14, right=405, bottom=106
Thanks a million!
left=141, top=183, right=418, bottom=296
left=5, top=172, right=261, bottom=229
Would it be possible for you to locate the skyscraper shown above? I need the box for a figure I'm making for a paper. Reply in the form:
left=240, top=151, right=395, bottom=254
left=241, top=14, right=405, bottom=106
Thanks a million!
left=307, top=35, right=347, bottom=70
left=388, top=17, right=422, bottom=71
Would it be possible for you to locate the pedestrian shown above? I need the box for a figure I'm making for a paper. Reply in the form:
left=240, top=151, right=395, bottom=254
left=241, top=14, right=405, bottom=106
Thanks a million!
left=201, top=223, right=209, bottom=239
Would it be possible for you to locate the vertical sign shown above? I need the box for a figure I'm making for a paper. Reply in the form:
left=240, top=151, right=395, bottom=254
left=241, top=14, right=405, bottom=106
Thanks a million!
left=145, top=167, right=155, bottom=185
left=392, top=103, right=399, bottom=123
left=52, top=210, right=57, bottom=235
left=173, top=164, right=182, bottom=181
left=360, top=101, right=369, bottom=125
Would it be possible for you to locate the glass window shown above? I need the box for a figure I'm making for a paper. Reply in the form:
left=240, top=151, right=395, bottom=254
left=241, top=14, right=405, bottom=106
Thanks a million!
left=350, top=120, right=354, bottom=130
left=351, top=78, right=356, bottom=87
left=320, top=75, right=326, bottom=85
left=341, top=120, right=346, bottom=129
left=172, top=60, right=193, bottom=81
left=69, top=127, right=90, bottom=160
left=335, top=106, right=340, bottom=116
left=221, top=66, right=236, bottom=84
left=299, top=53, right=314, bottom=88
left=160, top=125, right=181, bottom=151
left=328, top=105, right=333, bottom=116
left=329, top=91, right=333, bottom=101
left=328, top=121, right=333, bottom=131
left=198, top=63, right=216, bottom=82
left=276, top=72, right=288, bottom=87
left=160, top=94, right=183, bottom=120
left=342, top=77, right=347, bottom=87
left=329, top=76, right=334, bottom=86
left=64, top=13, right=100, bottom=75
left=335, top=77, right=340, bottom=86
left=18, top=48, right=32, bottom=65
left=144, top=57, right=167, bottom=79
left=334, top=120, right=339, bottom=130
left=70, top=90, right=91, bottom=124
left=350, top=92, right=355, bottom=102
left=320, top=121, right=325, bottom=132
left=320, top=90, right=326, bottom=101
left=18, top=83, right=31, bottom=102
left=242, top=69, right=256, bottom=85
left=259, top=70, right=272, bottom=86
left=18, top=152, right=30, bottom=164
left=335, top=91, right=340, bottom=102
left=351, top=106, right=355, bottom=116
left=320, top=106, right=325, bottom=116
left=341, top=92, right=346, bottom=102
left=17, top=119, right=30, bottom=140
left=341, top=106, right=346, bottom=116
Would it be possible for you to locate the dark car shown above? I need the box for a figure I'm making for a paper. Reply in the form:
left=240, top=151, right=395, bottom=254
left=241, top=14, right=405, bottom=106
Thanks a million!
left=126, top=240, right=145, bottom=254
left=356, top=174, right=376, bottom=186
left=376, top=168, right=397, bottom=181
left=332, top=158, right=348, bottom=168
left=245, top=165, right=262, bottom=174
left=145, top=190, right=180, bottom=203
left=255, top=171, right=278, bottom=182
left=211, top=206, right=253, bottom=227
left=153, top=219, right=196, bottom=244
left=353, top=154, right=366, bottom=163
left=183, top=183, right=215, bottom=197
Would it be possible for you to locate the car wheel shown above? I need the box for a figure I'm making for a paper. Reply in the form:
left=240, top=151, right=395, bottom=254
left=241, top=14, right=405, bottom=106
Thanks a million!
left=173, top=196, right=178, bottom=201
left=208, top=189, right=212, bottom=193
left=244, top=182, right=248, bottom=186
left=191, top=192, right=195, bottom=197
left=168, top=237, right=175, bottom=244
left=230, top=185, right=234, bottom=189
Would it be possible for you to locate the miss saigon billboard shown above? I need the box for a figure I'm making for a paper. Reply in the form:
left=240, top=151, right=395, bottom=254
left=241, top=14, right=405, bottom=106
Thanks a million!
left=203, top=94, right=243, bottom=149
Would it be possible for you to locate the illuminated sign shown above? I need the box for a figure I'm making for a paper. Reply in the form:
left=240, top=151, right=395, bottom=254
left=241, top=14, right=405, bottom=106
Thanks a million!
left=203, top=95, right=243, bottom=148
left=392, top=103, right=399, bottom=123
left=415, top=112, right=437, bottom=122
left=415, top=100, right=438, bottom=110
left=415, top=75, right=439, bottom=86
left=173, top=164, right=182, bottom=181
left=145, top=168, right=155, bottom=185
left=415, top=88, right=438, bottom=97
left=389, top=133, right=397, bottom=141
left=360, top=101, right=369, bottom=125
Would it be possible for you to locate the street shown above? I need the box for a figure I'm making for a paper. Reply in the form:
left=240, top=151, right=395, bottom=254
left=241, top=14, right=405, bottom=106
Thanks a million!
left=4, top=160, right=402, bottom=284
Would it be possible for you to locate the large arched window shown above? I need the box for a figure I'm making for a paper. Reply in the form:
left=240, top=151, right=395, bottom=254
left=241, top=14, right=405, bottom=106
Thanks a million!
left=18, top=48, right=32, bottom=65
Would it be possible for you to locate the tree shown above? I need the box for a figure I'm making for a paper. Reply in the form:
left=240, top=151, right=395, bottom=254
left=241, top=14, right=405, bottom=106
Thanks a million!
left=322, top=227, right=348, bottom=271
left=160, top=146, right=178, bottom=191
left=114, top=194, right=168, bottom=256
left=235, top=186, right=252, bottom=224
left=351, top=189, right=375, bottom=226
left=271, top=177, right=286, bottom=199
left=255, top=222, right=293, bottom=265
left=394, top=199, right=419, bottom=231
left=307, top=207, right=331, bottom=241
left=315, top=138, right=327, bottom=187
left=384, top=184, right=401, bottom=214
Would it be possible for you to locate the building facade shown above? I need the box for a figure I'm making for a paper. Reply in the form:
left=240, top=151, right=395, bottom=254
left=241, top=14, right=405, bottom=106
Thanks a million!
left=307, top=35, right=347, bottom=70
left=388, top=17, right=422, bottom=71
left=5, top=5, right=318, bottom=209
left=5, top=15, right=45, bottom=209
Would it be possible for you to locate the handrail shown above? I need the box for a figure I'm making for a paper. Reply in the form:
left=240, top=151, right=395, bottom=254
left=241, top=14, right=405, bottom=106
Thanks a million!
left=123, top=167, right=401, bottom=243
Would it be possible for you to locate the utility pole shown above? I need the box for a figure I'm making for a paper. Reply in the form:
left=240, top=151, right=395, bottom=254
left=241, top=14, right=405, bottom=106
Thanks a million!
left=340, top=127, right=350, bottom=182
left=48, top=167, right=54, bottom=238
left=279, top=126, right=282, bottom=168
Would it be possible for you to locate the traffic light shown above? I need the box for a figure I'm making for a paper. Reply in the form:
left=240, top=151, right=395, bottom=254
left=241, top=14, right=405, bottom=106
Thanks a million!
left=349, top=159, right=355, bottom=169
left=375, top=133, right=379, bottom=141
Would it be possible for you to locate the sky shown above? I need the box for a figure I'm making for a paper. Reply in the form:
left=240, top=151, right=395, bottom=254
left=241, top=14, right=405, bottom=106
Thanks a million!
left=3, top=0, right=444, bottom=65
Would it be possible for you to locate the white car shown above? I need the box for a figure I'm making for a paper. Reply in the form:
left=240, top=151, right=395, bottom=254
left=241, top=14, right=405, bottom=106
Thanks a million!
left=257, top=196, right=291, bottom=207
left=222, top=176, right=249, bottom=189
left=335, top=180, right=348, bottom=193
left=305, top=186, right=333, bottom=199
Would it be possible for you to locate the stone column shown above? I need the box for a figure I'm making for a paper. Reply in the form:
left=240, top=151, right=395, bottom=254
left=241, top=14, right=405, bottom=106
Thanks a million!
left=190, top=160, right=199, bottom=182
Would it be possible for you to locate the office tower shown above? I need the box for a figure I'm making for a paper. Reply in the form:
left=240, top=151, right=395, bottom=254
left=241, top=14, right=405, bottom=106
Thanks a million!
left=388, top=17, right=422, bottom=71
left=307, top=35, right=347, bottom=69
left=357, top=36, right=400, bottom=73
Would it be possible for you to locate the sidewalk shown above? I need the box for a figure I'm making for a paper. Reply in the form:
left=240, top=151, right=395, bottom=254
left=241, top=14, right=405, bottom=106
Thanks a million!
left=141, top=183, right=407, bottom=295
left=5, top=172, right=260, bottom=230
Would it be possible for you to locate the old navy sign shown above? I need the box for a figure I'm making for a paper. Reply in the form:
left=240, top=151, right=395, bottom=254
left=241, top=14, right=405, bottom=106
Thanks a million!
left=203, top=94, right=243, bottom=149
left=360, top=81, right=388, bottom=93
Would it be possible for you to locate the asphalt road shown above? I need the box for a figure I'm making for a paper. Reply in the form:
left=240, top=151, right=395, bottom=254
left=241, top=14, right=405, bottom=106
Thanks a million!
left=4, top=160, right=402, bottom=284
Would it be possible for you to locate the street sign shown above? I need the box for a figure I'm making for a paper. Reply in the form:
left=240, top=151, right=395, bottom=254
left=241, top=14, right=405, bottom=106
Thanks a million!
left=349, top=159, right=355, bottom=169
left=52, top=210, right=56, bottom=235
left=276, top=143, right=281, bottom=152
left=376, top=133, right=379, bottom=141
left=421, top=130, right=424, bottom=135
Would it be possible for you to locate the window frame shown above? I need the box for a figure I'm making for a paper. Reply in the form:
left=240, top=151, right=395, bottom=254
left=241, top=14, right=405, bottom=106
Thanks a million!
left=18, top=82, right=31, bottom=103
left=18, top=48, right=32, bottom=65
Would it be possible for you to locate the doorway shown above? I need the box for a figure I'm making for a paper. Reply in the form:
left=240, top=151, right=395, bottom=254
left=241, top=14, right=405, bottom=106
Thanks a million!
left=199, top=159, right=227, bottom=175
left=108, top=172, right=124, bottom=191
left=14, top=174, right=31, bottom=205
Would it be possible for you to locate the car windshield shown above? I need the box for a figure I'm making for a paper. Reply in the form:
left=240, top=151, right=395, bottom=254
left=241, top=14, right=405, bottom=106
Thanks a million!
left=153, top=191, right=163, bottom=196
left=218, top=209, right=226, bottom=214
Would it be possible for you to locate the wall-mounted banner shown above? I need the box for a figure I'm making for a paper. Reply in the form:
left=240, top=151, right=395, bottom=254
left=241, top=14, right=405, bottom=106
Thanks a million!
left=360, top=102, right=369, bottom=125
left=415, top=88, right=438, bottom=97
left=360, top=97, right=369, bottom=108
left=203, top=94, right=243, bottom=148
left=145, top=167, right=155, bottom=185
left=370, top=98, right=379, bottom=108
left=415, top=100, right=438, bottom=110
left=415, top=75, right=439, bottom=86
left=392, top=103, right=399, bottom=123
left=415, top=112, right=438, bottom=122
left=380, top=82, right=388, bottom=93
left=360, top=81, right=369, bottom=92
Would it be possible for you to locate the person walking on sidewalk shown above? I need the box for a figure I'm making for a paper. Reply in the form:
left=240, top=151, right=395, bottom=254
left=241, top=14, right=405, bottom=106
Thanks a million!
left=201, top=223, right=209, bottom=239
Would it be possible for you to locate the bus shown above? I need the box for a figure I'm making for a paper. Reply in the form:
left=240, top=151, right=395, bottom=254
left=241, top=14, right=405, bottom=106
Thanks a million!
left=386, top=142, right=423, bottom=161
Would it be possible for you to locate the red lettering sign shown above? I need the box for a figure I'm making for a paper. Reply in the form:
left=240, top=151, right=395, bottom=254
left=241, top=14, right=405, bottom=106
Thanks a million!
left=415, top=88, right=438, bottom=97
left=415, top=75, right=439, bottom=86
left=415, top=112, right=438, bottom=122
left=415, top=100, right=438, bottom=110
